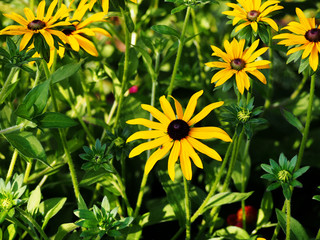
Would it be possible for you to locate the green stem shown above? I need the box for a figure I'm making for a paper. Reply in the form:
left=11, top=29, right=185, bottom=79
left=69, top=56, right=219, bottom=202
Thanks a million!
left=316, top=227, right=320, bottom=240
left=0, top=67, right=19, bottom=104
left=133, top=171, right=148, bottom=218
left=286, top=199, right=291, bottom=240
left=264, top=27, right=274, bottom=110
left=43, top=60, right=80, bottom=199
left=167, top=7, right=191, bottom=97
left=6, top=216, right=37, bottom=239
left=5, top=149, right=19, bottom=183
left=113, top=7, right=131, bottom=130
left=184, top=177, right=191, bottom=240
left=295, top=73, right=315, bottom=170
left=23, top=161, right=33, bottom=183
left=241, top=139, right=250, bottom=230
left=0, top=124, right=23, bottom=135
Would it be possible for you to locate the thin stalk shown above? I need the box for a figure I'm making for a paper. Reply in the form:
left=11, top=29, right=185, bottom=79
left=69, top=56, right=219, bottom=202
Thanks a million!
left=0, top=67, right=19, bottom=104
left=264, top=27, right=274, bottom=110
left=43, top=60, right=80, bottom=199
left=286, top=199, right=291, bottom=240
left=184, top=177, right=191, bottom=240
left=167, top=7, right=191, bottom=97
left=133, top=171, right=148, bottom=218
left=241, top=139, right=250, bottom=230
left=5, top=149, right=19, bottom=183
left=113, top=7, right=131, bottom=130
left=0, top=124, right=23, bottom=135
left=271, top=199, right=287, bottom=240
left=296, top=73, right=316, bottom=170
left=23, top=161, right=33, bottom=183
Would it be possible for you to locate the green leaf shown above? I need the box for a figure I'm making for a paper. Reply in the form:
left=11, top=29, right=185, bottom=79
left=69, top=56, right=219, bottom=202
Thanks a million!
left=53, top=223, right=78, bottom=240
left=15, top=80, right=50, bottom=120
left=158, top=170, right=185, bottom=226
left=134, top=45, right=155, bottom=81
left=101, top=196, right=110, bottom=212
left=103, top=64, right=121, bottom=100
left=0, top=81, right=19, bottom=105
left=151, top=25, right=180, bottom=39
left=34, top=112, right=78, bottom=128
left=257, top=191, right=273, bottom=227
left=171, top=4, right=187, bottom=14
left=6, top=37, right=17, bottom=56
left=203, top=192, right=253, bottom=214
left=50, top=62, right=82, bottom=84
left=292, top=166, right=309, bottom=179
left=4, top=131, right=47, bottom=164
left=298, top=57, right=310, bottom=74
left=27, top=186, right=42, bottom=215
left=213, top=226, right=250, bottom=239
left=280, top=108, right=304, bottom=133
left=0, top=47, right=10, bottom=59
left=124, top=11, right=135, bottom=33
left=40, top=198, right=67, bottom=229
left=313, top=195, right=320, bottom=201
left=276, top=208, right=309, bottom=240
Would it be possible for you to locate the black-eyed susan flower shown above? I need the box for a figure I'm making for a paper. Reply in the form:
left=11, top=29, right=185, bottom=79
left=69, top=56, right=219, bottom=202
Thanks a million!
left=273, top=8, right=320, bottom=71
left=61, top=0, right=111, bottom=57
left=223, top=0, right=283, bottom=33
left=0, top=0, right=70, bottom=51
left=205, top=38, right=270, bottom=94
left=126, top=90, right=232, bottom=181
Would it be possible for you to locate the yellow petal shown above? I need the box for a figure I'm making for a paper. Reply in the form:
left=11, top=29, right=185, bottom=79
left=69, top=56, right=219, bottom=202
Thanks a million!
left=76, top=28, right=96, bottom=36
left=129, top=135, right=171, bottom=158
left=235, top=71, right=245, bottom=94
left=47, top=29, right=68, bottom=42
left=259, top=0, right=280, bottom=12
left=19, top=32, right=33, bottom=51
left=224, top=39, right=235, bottom=59
left=188, top=102, right=224, bottom=126
left=141, top=104, right=171, bottom=125
left=189, top=127, right=232, bottom=142
left=159, top=96, right=176, bottom=121
left=260, top=17, right=278, bottom=31
left=309, top=44, right=319, bottom=71
left=102, top=0, right=109, bottom=13
left=182, top=90, right=203, bottom=122
left=248, top=69, right=267, bottom=84
left=180, top=141, right=192, bottom=180
left=126, top=118, right=166, bottom=131
left=90, top=27, right=111, bottom=37
left=235, top=22, right=250, bottom=33
left=126, top=130, right=166, bottom=143
left=44, top=0, right=58, bottom=22
left=24, top=7, right=35, bottom=22
left=186, top=136, right=222, bottom=161
left=210, top=45, right=231, bottom=62
left=181, top=138, right=203, bottom=169
left=246, top=47, right=269, bottom=63
left=37, top=0, right=46, bottom=19
left=301, top=43, right=314, bottom=59
left=296, top=8, right=312, bottom=31
left=3, top=13, right=28, bottom=26
left=40, top=30, right=54, bottom=48
left=170, top=96, right=184, bottom=119
left=74, top=34, right=98, bottom=56
left=144, top=141, right=173, bottom=175
left=168, top=140, right=181, bottom=181
left=205, top=61, right=229, bottom=69
left=78, top=12, right=106, bottom=29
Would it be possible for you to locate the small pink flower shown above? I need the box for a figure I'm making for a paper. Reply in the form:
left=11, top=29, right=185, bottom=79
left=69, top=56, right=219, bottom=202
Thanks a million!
left=129, top=85, right=139, bottom=94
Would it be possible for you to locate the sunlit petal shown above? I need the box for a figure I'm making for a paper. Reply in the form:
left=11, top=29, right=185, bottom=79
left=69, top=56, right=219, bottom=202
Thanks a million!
left=181, top=138, right=203, bottom=169
left=170, top=96, right=184, bottom=119
left=188, top=102, right=224, bottom=126
left=168, top=140, right=180, bottom=181
left=126, top=118, right=167, bottom=131
left=159, top=96, right=176, bottom=121
left=189, top=127, right=232, bottom=142
left=186, top=136, right=222, bottom=161
left=127, top=130, right=167, bottom=143
left=180, top=141, right=192, bottom=180
left=183, top=90, right=203, bottom=122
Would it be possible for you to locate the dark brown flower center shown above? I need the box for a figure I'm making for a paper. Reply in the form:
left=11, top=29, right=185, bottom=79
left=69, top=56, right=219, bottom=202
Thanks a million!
left=231, top=58, right=246, bottom=71
left=62, top=29, right=75, bottom=36
left=167, top=119, right=190, bottom=140
left=27, top=20, right=46, bottom=30
left=305, top=28, right=320, bottom=42
left=247, top=10, right=260, bottom=21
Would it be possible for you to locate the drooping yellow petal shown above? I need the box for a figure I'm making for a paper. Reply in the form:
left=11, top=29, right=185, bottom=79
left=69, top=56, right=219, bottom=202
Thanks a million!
left=40, top=29, right=54, bottom=48
left=47, top=29, right=68, bottom=42
left=129, top=135, right=171, bottom=158
left=235, top=71, right=245, bottom=94
left=144, top=141, right=173, bottom=175
left=159, top=96, right=176, bottom=121
left=309, top=44, right=319, bottom=71
left=186, top=136, right=222, bottom=161
left=19, top=31, right=33, bottom=51
left=170, top=96, right=184, bottom=119
left=189, top=127, right=232, bottom=142
left=301, top=43, right=314, bottom=59
left=180, top=141, right=192, bottom=180
left=90, top=27, right=111, bottom=37
left=181, top=138, right=203, bottom=169
left=248, top=69, right=267, bottom=84
left=188, top=102, right=224, bottom=126
left=126, top=130, right=166, bottom=143
left=251, top=21, right=258, bottom=32
left=182, top=90, right=203, bottom=122
left=141, top=104, right=171, bottom=125
left=168, top=140, right=181, bottom=181
left=74, top=34, right=98, bottom=56
left=211, top=69, right=236, bottom=86
left=260, top=17, right=278, bottom=31
left=235, top=22, right=250, bottom=33
left=126, top=118, right=166, bottom=131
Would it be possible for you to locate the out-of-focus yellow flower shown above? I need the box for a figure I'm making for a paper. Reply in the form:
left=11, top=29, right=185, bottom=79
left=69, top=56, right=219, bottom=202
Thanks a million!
left=273, top=8, right=320, bottom=71
left=126, top=90, right=232, bottom=181
left=206, top=38, right=270, bottom=94
left=223, top=0, right=283, bottom=33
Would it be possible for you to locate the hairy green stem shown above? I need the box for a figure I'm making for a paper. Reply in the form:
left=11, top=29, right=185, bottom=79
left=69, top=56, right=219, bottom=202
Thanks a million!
left=286, top=199, right=291, bottom=240
left=167, top=7, right=191, bottom=97
left=113, top=7, right=131, bottom=130
left=5, top=149, right=19, bottom=183
left=23, top=161, right=33, bottom=183
left=0, top=67, right=19, bottom=104
left=264, top=27, right=274, bottom=110
left=43, top=60, right=80, bottom=199
left=296, top=73, right=315, bottom=170
left=184, top=177, right=191, bottom=240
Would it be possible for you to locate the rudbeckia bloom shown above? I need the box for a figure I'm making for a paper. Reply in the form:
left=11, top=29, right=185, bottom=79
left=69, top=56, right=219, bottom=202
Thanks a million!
left=205, top=38, right=270, bottom=94
left=0, top=0, right=70, bottom=51
left=223, top=0, right=283, bottom=33
left=126, top=90, right=232, bottom=181
left=273, top=8, right=320, bottom=71
left=62, top=0, right=111, bottom=56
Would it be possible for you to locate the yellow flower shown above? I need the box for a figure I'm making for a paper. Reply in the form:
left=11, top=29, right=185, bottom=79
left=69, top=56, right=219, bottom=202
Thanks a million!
left=273, top=8, right=320, bottom=71
left=223, top=0, right=283, bottom=33
left=205, top=38, right=270, bottom=94
left=126, top=90, right=232, bottom=181
left=62, top=0, right=111, bottom=56
left=0, top=0, right=70, bottom=51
